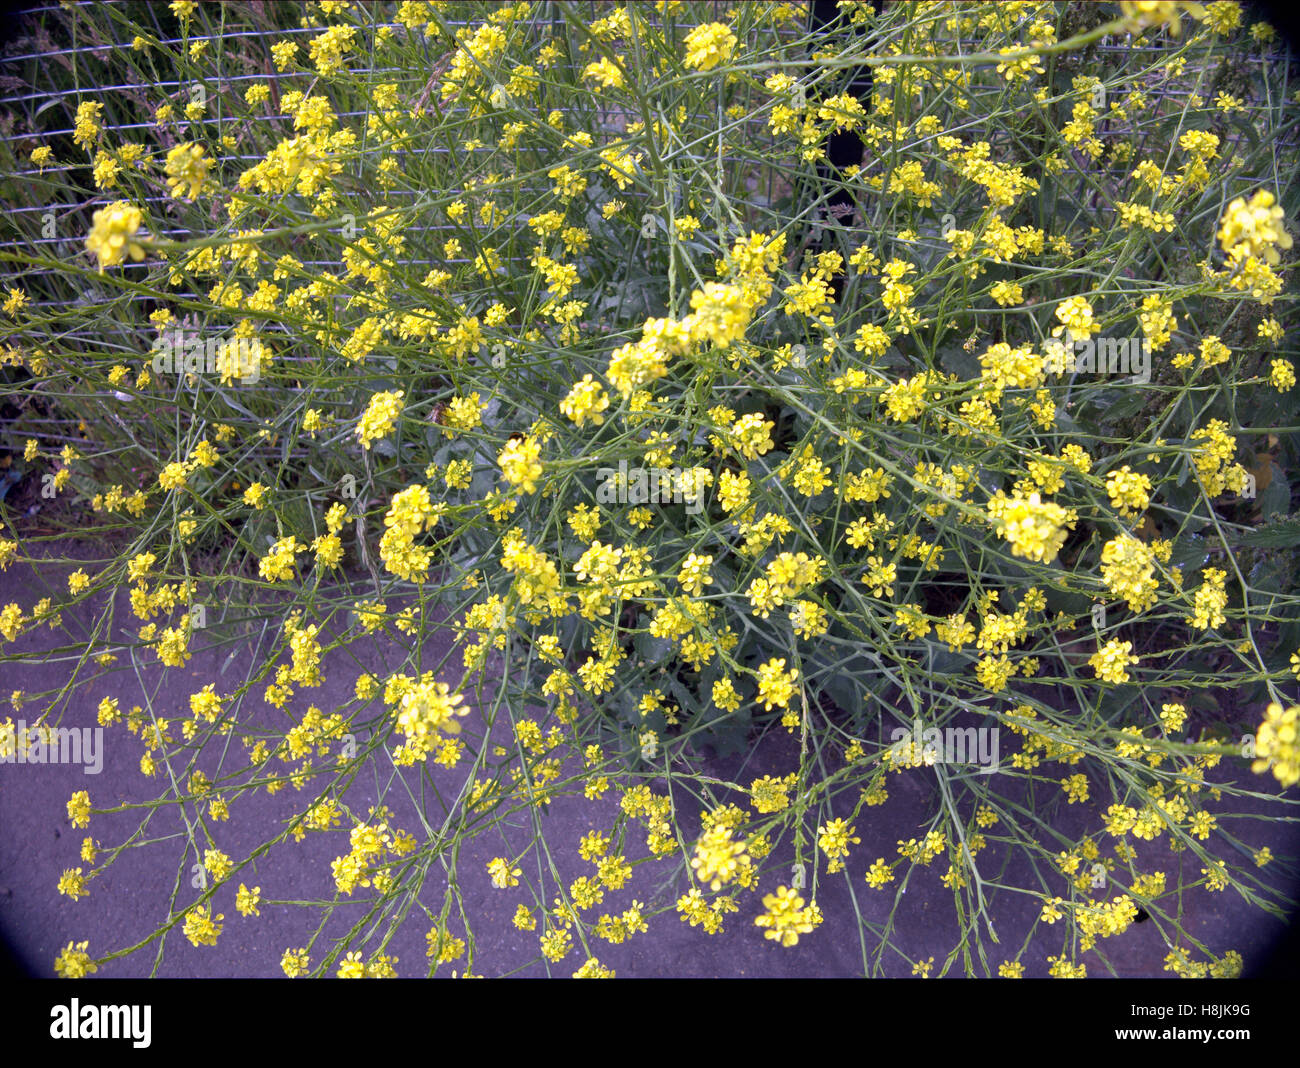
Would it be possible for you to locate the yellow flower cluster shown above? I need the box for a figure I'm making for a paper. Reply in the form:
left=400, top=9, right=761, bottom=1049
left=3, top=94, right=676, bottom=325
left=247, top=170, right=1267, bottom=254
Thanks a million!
left=258, top=536, right=301, bottom=583
left=164, top=142, right=211, bottom=199
left=54, top=941, right=97, bottom=978
left=1189, top=419, right=1249, bottom=496
left=986, top=490, right=1075, bottom=563
left=753, top=885, right=820, bottom=947
left=356, top=390, right=404, bottom=449
left=498, top=435, right=544, bottom=493
left=683, top=22, right=737, bottom=71
left=182, top=905, right=224, bottom=947
left=560, top=374, right=610, bottom=427
left=750, top=772, right=796, bottom=813
left=1218, top=189, right=1292, bottom=266
left=691, top=824, right=752, bottom=891
left=1185, top=567, right=1228, bottom=630
left=755, top=659, right=799, bottom=712
left=84, top=201, right=145, bottom=270
left=1252, top=702, right=1299, bottom=787
left=1105, top=466, right=1151, bottom=517
left=1100, top=534, right=1162, bottom=612
left=1089, top=638, right=1139, bottom=684
left=379, top=484, right=442, bottom=583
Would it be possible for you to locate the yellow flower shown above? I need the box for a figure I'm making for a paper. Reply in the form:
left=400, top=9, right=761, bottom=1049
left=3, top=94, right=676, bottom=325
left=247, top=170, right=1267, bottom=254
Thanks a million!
left=1185, top=567, right=1228, bottom=630
left=67, top=790, right=91, bottom=828
left=281, top=948, right=309, bottom=977
left=995, top=48, right=1044, bottom=83
left=85, top=201, right=146, bottom=270
left=1053, top=295, right=1099, bottom=343
left=862, top=555, right=897, bottom=598
left=986, top=490, right=1074, bottom=564
left=540, top=927, right=572, bottom=961
left=683, top=22, right=737, bottom=72
left=394, top=679, right=467, bottom=748
left=164, top=142, right=211, bottom=199
left=356, top=390, right=404, bottom=449
left=691, top=824, right=750, bottom=891
left=242, top=482, right=269, bottom=509
left=182, top=904, right=224, bottom=947
left=1105, top=466, right=1151, bottom=517
left=259, top=536, right=301, bottom=583
left=1100, top=535, right=1158, bottom=611
left=73, top=100, right=103, bottom=147
left=817, top=818, right=860, bottom=872
left=1047, top=955, right=1087, bottom=978
left=573, top=957, right=615, bottom=978
left=2, top=288, right=28, bottom=317
left=559, top=375, right=610, bottom=427
left=750, top=772, right=796, bottom=813
left=755, top=659, right=798, bottom=711
left=54, top=941, right=97, bottom=978
left=1089, top=638, right=1139, bottom=684
left=308, top=23, right=357, bottom=76
left=687, top=282, right=752, bottom=349
left=1218, top=189, right=1292, bottom=265
left=677, top=552, right=713, bottom=595
left=729, top=412, right=775, bottom=459
left=1269, top=359, right=1296, bottom=391
left=336, top=951, right=366, bottom=977
left=1252, top=702, right=1300, bottom=787
left=583, top=57, right=624, bottom=89
left=58, top=867, right=90, bottom=901
left=865, top=858, right=894, bottom=888
left=754, top=885, right=818, bottom=947
left=1119, top=2, right=1204, bottom=38
left=498, top=435, right=543, bottom=493
left=487, top=857, right=521, bottom=889
left=236, top=884, right=261, bottom=916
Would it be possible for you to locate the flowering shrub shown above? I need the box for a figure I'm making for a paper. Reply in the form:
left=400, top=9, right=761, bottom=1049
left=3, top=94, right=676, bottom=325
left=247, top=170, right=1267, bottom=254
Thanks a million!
left=1, top=0, right=1298, bottom=978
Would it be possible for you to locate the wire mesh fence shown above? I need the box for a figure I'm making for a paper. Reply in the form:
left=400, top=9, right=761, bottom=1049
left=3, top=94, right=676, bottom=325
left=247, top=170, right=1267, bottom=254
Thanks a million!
left=0, top=2, right=821, bottom=476
left=3, top=2, right=1294, bottom=292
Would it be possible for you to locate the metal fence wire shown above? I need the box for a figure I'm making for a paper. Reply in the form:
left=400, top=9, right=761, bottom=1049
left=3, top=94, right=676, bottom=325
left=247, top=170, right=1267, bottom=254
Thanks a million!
left=0, top=3, right=817, bottom=461
left=0, top=2, right=1295, bottom=458
left=1, top=3, right=806, bottom=284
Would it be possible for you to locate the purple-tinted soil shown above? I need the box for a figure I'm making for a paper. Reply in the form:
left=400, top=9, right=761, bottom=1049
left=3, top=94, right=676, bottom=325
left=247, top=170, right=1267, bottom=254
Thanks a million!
left=1, top=547, right=1297, bottom=978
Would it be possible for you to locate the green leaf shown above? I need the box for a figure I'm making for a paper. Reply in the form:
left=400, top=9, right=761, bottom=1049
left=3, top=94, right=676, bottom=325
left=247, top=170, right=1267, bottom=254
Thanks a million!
left=1054, top=409, right=1083, bottom=435
left=633, top=632, right=674, bottom=667
left=1095, top=389, right=1146, bottom=422
left=1247, top=555, right=1295, bottom=609
left=1233, top=515, right=1300, bottom=549
left=1169, top=531, right=1209, bottom=572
